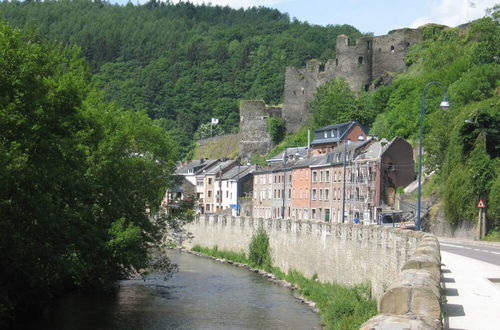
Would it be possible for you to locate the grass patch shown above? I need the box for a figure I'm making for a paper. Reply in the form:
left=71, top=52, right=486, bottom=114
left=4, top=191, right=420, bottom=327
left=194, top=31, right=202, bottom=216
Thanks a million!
left=190, top=245, right=377, bottom=329
left=191, top=245, right=250, bottom=264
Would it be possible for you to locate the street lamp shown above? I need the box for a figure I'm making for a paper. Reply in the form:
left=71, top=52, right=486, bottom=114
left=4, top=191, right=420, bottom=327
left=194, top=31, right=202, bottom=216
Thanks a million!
left=416, top=81, right=450, bottom=231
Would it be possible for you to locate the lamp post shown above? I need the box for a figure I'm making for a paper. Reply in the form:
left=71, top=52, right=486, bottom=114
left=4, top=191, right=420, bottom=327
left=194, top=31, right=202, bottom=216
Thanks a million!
left=416, top=81, right=450, bottom=231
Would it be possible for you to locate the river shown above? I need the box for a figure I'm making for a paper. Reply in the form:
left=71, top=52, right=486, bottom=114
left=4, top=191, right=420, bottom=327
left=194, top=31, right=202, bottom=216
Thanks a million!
left=28, top=250, right=321, bottom=329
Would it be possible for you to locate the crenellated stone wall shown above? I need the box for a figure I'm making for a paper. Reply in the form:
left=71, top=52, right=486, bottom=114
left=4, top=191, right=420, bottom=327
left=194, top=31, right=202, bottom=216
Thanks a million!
left=183, top=215, right=422, bottom=299
left=184, top=215, right=442, bottom=329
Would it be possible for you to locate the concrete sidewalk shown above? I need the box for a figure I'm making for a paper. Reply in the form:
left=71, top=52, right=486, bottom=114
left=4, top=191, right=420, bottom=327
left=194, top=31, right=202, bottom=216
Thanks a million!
left=441, top=251, right=500, bottom=330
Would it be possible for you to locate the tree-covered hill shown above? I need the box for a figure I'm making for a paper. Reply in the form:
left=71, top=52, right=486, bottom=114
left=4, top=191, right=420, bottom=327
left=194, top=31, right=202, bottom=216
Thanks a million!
left=0, top=0, right=363, bottom=154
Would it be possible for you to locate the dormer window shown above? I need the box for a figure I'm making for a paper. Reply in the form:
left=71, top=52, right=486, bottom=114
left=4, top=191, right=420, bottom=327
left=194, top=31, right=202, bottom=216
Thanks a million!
left=324, top=131, right=328, bottom=138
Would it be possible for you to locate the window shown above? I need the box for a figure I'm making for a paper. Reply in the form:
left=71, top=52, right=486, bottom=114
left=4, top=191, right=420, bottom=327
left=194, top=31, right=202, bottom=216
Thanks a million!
left=288, top=189, right=291, bottom=200
left=358, top=56, right=363, bottom=65
left=390, top=45, right=395, bottom=52
left=208, top=190, right=212, bottom=197
left=197, top=179, right=203, bottom=186
left=319, top=189, right=323, bottom=200
left=325, top=209, right=331, bottom=222
left=304, top=209, right=309, bottom=220
left=312, top=189, right=317, bottom=200
left=269, top=174, right=272, bottom=183
left=320, top=171, right=323, bottom=182
left=312, top=171, right=317, bottom=183
left=325, top=189, right=329, bottom=200
left=324, top=131, right=327, bottom=138
left=226, top=191, right=229, bottom=198
left=312, top=209, right=316, bottom=220
left=325, top=170, right=330, bottom=182
left=208, top=178, right=213, bottom=184
left=335, top=58, right=338, bottom=66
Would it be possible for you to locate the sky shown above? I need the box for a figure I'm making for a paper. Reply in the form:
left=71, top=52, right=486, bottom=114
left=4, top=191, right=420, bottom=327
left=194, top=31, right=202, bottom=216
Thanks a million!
left=118, top=0, right=498, bottom=35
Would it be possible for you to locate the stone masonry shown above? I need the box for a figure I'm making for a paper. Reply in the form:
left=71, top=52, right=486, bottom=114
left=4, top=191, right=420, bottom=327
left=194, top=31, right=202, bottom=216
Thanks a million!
left=239, top=100, right=282, bottom=159
left=283, top=28, right=423, bottom=133
left=184, top=215, right=442, bottom=329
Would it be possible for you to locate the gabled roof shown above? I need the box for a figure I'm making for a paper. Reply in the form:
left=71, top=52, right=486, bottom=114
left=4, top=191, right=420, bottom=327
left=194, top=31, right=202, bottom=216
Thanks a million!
left=204, top=160, right=237, bottom=175
left=175, top=159, right=218, bottom=175
left=325, top=141, right=368, bottom=165
left=311, top=121, right=368, bottom=146
left=291, top=153, right=328, bottom=169
left=266, top=147, right=308, bottom=163
left=221, top=165, right=256, bottom=180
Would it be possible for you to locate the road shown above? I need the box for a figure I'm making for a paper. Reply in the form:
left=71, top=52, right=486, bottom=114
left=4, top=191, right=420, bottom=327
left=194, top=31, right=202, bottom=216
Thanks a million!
left=439, top=238, right=500, bottom=330
left=440, top=241, right=500, bottom=266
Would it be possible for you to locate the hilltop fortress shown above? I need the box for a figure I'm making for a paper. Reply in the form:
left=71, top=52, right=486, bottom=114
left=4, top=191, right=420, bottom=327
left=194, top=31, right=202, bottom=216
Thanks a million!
left=239, top=28, right=423, bottom=158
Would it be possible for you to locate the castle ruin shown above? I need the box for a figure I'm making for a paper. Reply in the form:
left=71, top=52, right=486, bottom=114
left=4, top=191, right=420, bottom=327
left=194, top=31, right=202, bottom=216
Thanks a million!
left=240, top=28, right=423, bottom=158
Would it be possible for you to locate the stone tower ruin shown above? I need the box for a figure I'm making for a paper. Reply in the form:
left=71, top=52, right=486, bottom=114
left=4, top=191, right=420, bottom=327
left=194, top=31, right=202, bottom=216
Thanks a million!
left=239, top=28, right=423, bottom=158
left=283, top=28, right=423, bottom=133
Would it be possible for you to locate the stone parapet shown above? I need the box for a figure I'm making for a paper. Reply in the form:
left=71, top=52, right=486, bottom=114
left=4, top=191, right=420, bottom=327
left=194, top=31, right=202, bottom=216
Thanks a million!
left=362, top=234, right=442, bottom=329
left=184, top=216, right=441, bottom=329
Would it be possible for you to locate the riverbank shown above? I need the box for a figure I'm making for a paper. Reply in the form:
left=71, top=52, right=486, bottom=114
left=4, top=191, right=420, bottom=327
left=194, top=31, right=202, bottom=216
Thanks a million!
left=180, top=245, right=376, bottom=330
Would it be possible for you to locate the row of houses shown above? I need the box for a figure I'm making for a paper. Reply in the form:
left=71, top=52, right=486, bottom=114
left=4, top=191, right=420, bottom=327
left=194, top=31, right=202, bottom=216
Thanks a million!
left=164, top=121, right=415, bottom=224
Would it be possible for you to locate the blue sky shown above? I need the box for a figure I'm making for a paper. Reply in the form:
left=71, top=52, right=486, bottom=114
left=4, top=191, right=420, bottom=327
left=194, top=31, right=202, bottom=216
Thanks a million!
left=115, top=0, right=498, bottom=35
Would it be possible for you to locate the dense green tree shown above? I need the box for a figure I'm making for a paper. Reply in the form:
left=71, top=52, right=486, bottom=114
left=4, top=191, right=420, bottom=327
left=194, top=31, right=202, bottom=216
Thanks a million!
left=0, top=22, right=179, bottom=325
left=310, top=78, right=381, bottom=128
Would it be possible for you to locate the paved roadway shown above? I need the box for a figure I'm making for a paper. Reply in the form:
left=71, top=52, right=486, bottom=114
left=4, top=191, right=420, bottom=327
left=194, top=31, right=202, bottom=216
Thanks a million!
left=439, top=241, right=500, bottom=266
left=439, top=238, right=500, bottom=330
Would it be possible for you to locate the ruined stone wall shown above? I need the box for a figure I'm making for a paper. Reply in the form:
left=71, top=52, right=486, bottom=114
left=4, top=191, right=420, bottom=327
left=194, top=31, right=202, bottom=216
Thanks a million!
left=184, top=215, right=421, bottom=299
left=239, top=100, right=282, bottom=159
left=282, top=60, right=336, bottom=133
left=280, top=29, right=423, bottom=134
left=335, top=35, right=373, bottom=91
left=372, top=28, right=422, bottom=81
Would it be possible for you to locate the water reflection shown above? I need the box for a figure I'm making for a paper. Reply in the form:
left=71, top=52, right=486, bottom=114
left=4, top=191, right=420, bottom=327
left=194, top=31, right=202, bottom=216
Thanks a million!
left=31, top=250, right=320, bottom=329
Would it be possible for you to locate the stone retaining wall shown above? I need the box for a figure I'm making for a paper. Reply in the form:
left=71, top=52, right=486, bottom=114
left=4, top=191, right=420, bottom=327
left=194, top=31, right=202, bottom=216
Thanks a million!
left=183, top=215, right=442, bottom=329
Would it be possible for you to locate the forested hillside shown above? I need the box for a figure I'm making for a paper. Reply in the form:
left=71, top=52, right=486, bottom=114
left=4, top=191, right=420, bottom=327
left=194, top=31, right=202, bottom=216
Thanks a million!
left=0, top=0, right=363, bottom=154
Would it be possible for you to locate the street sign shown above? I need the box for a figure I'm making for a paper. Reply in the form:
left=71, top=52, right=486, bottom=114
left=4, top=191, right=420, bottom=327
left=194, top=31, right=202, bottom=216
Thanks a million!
left=477, top=200, right=486, bottom=208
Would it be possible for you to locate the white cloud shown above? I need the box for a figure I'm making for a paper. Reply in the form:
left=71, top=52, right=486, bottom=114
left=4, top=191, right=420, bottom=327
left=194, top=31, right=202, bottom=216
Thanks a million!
left=168, top=0, right=290, bottom=9
left=411, top=0, right=498, bottom=28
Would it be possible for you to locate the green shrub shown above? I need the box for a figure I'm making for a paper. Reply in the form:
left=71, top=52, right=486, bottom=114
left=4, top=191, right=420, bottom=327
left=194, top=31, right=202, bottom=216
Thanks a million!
left=248, top=227, right=271, bottom=268
left=267, top=117, right=286, bottom=144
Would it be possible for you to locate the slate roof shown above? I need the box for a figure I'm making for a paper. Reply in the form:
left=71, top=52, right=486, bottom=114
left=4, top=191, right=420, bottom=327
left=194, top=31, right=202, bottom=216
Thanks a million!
left=266, top=147, right=309, bottom=163
left=311, top=121, right=368, bottom=146
left=175, top=159, right=218, bottom=175
left=204, top=160, right=237, bottom=175
left=221, top=165, right=255, bottom=180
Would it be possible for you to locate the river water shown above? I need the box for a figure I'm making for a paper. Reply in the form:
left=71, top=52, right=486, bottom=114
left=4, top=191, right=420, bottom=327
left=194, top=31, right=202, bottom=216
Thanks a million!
left=31, top=250, right=321, bottom=329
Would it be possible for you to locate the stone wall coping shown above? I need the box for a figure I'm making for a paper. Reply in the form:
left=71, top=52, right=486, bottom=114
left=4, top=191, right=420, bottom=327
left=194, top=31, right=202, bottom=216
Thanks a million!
left=363, top=233, right=443, bottom=330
